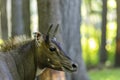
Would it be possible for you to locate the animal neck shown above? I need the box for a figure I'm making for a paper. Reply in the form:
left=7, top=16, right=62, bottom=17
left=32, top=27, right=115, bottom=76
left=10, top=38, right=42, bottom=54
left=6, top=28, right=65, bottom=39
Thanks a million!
left=35, top=42, right=47, bottom=75
left=36, top=67, right=46, bottom=76
left=11, top=40, right=37, bottom=80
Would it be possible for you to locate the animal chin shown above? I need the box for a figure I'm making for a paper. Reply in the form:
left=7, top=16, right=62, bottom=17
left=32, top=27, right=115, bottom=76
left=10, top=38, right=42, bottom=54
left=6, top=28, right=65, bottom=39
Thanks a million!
left=62, top=66, right=77, bottom=72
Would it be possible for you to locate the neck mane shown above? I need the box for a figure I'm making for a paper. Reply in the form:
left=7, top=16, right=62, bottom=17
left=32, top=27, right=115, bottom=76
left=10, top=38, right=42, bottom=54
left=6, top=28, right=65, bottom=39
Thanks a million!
left=0, top=36, right=33, bottom=52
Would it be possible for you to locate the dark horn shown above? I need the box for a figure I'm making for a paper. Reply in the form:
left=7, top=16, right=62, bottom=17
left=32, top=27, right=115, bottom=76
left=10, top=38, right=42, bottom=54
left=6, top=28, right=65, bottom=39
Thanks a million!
left=47, top=24, right=53, bottom=35
left=53, top=24, right=59, bottom=37
left=45, top=24, right=53, bottom=43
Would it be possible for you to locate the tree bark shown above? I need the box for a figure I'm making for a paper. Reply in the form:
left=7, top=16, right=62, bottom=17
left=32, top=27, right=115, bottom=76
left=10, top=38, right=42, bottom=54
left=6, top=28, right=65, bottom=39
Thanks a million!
left=0, top=0, right=8, bottom=39
left=11, top=0, right=31, bottom=37
left=0, top=0, right=2, bottom=38
left=37, top=0, right=89, bottom=80
left=115, top=0, right=120, bottom=67
left=59, top=0, right=89, bottom=80
left=22, top=0, right=31, bottom=37
left=99, top=0, right=107, bottom=65
left=11, top=0, right=24, bottom=36
left=37, top=1, right=63, bottom=80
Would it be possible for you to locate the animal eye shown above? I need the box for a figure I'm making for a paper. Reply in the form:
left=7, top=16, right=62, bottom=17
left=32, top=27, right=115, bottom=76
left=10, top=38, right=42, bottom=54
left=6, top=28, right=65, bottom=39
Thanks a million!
left=49, top=47, right=56, bottom=52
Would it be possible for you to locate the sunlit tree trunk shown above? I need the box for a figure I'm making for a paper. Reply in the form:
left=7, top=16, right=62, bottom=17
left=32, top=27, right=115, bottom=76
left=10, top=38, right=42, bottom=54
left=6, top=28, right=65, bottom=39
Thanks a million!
left=115, top=0, right=120, bottom=67
left=99, top=0, right=107, bottom=66
left=0, top=0, right=8, bottom=39
left=37, top=0, right=89, bottom=80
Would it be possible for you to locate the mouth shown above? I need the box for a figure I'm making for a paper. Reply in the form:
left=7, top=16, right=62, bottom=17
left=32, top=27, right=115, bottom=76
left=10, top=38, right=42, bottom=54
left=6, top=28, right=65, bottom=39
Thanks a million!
left=60, top=61, right=78, bottom=72
left=62, top=65, right=77, bottom=72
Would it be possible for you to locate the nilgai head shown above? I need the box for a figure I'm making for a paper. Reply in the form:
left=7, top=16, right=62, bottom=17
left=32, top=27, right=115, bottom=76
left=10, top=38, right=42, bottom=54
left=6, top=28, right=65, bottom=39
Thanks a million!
left=34, top=24, right=78, bottom=72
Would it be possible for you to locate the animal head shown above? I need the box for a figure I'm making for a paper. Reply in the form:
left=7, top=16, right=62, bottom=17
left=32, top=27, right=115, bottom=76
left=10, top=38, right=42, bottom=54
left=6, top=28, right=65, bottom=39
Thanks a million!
left=34, top=24, right=77, bottom=72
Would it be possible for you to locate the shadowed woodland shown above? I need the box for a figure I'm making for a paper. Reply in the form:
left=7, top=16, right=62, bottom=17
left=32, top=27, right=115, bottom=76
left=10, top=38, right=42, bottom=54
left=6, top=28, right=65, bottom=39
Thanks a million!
left=0, top=0, right=120, bottom=80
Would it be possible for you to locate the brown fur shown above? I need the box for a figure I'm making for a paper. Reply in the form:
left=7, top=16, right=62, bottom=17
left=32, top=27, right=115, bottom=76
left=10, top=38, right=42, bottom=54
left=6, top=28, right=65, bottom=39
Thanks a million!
left=0, top=36, right=32, bottom=52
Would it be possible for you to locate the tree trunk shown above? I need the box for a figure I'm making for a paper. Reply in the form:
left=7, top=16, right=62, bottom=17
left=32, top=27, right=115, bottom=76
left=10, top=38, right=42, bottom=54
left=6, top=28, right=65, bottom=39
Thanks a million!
left=99, top=0, right=107, bottom=65
left=11, top=0, right=31, bottom=37
left=37, top=0, right=61, bottom=33
left=0, top=0, right=8, bottom=39
left=22, top=0, right=31, bottom=37
left=0, top=0, right=2, bottom=38
left=37, top=0, right=89, bottom=80
left=37, top=1, right=63, bottom=80
left=59, top=0, right=89, bottom=80
left=11, top=0, right=24, bottom=36
left=115, top=0, right=120, bottom=67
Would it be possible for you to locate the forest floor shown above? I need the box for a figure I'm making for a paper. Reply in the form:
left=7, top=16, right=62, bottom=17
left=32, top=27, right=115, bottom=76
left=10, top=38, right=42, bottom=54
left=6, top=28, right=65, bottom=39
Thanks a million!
left=89, top=68, right=120, bottom=80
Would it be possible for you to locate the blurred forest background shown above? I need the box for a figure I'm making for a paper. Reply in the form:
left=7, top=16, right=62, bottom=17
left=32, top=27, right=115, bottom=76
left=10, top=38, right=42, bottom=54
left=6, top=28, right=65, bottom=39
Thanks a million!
left=0, top=0, right=120, bottom=80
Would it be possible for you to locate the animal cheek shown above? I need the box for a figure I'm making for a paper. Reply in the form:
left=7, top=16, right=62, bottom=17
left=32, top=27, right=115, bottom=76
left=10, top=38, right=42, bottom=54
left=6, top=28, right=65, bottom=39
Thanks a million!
left=47, top=58, right=50, bottom=62
left=51, top=64, right=55, bottom=68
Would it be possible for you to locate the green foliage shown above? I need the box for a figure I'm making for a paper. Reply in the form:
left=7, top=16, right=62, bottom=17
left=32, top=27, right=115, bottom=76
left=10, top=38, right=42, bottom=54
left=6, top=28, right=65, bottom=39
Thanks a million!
left=81, top=22, right=117, bottom=67
left=81, top=0, right=117, bottom=68
left=89, top=68, right=120, bottom=80
left=81, top=23, right=100, bottom=67
left=106, top=22, right=117, bottom=65
left=0, top=39, right=3, bottom=44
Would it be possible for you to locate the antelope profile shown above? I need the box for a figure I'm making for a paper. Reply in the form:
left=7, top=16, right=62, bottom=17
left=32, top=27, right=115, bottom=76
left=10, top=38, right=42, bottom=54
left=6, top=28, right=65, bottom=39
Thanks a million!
left=0, top=24, right=77, bottom=80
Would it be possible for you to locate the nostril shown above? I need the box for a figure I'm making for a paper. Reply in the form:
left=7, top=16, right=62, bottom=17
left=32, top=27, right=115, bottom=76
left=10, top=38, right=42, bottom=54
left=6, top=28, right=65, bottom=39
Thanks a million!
left=72, top=63, right=78, bottom=69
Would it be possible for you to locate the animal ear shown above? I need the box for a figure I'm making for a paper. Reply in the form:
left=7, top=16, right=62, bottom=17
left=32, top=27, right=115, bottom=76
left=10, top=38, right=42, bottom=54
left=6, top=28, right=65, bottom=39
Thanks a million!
left=33, top=32, right=41, bottom=40
left=33, top=32, right=43, bottom=46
